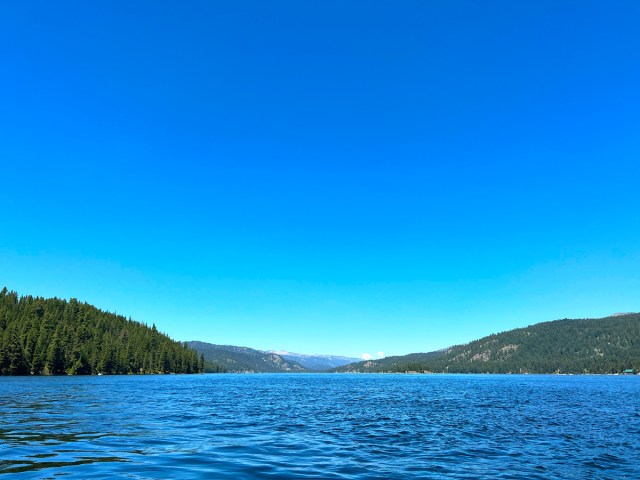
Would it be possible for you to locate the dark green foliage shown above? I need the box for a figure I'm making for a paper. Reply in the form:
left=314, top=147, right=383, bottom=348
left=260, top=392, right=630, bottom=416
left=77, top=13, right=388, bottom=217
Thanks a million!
left=203, top=360, right=227, bottom=373
left=0, top=324, right=29, bottom=375
left=187, top=341, right=307, bottom=373
left=334, top=314, right=640, bottom=374
left=0, top=287, right=205, bottom=375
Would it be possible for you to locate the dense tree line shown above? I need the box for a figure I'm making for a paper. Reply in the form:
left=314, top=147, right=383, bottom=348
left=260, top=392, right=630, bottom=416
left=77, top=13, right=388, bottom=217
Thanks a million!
left=336, top=314, right=640, bottom=374
left=0, top=288, right=205, bottom=375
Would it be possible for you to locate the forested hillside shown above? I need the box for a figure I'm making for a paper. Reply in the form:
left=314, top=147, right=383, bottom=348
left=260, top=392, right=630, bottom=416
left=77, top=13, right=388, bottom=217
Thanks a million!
left=0, top=288, right=204, bottom=375
left=188, top=341, right=307, bottom=373
left=335, top=314, right=640, bottom=374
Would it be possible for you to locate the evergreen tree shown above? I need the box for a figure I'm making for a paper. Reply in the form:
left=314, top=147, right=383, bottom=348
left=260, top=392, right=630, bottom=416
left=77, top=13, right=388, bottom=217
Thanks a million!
left=46, top=330, right=66, bottom=375
left=1, top=325, right=29, bottom=375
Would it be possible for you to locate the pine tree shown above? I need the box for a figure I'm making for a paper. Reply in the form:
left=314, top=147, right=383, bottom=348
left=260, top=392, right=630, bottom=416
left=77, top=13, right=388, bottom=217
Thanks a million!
left=2, top=326, right=30, bottom=375
left=199, top=353, right=205, bottom=373
left=47, top=330, right=66, bottom=375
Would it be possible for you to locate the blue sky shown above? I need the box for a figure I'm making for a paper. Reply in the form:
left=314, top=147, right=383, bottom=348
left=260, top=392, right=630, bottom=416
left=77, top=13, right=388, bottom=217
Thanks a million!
left=1, top=1, right=639, bottom=358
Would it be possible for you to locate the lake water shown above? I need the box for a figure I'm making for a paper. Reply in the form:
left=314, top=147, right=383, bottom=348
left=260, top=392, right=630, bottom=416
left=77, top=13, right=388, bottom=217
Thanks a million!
left=1, top=374, right=639, bottom=479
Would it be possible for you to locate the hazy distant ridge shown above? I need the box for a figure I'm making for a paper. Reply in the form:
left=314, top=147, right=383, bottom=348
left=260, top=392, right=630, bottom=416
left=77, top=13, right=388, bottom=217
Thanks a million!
left=269, top=351, right=360, bottom=370
left=187, top=341, right=307, bottom=373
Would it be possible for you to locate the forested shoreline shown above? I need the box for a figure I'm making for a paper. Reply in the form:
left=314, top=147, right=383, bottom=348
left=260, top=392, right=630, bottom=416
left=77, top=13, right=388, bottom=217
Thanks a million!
left=0, top=288, right=204, bottom=375
left=3, top=286, right=638, bottom=377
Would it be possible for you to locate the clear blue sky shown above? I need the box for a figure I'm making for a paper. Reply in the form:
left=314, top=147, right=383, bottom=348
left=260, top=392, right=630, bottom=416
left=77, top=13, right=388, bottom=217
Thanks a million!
left=1, top=1, right=639, bottom=358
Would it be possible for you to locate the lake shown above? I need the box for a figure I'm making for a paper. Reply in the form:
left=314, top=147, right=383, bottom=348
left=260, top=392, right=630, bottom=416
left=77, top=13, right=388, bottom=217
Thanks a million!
left=1, top=374, right=639, bottom=479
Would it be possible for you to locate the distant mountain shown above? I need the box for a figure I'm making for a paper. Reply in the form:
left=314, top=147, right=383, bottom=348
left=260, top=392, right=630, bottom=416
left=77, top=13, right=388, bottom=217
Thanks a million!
left=187, top=341, right=307, bottom=373
left=334, top=313, right=640, bottom=374
left=269, top=351, right=360, bottom=371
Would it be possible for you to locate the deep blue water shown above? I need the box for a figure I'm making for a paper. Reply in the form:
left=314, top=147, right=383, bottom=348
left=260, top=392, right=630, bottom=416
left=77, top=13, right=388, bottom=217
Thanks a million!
left=1, top=374, right=639, bottom=479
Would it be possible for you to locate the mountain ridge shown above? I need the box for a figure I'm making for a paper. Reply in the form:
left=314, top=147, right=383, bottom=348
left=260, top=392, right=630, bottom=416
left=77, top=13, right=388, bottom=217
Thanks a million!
left=333, top=313, right=640, bottom=374
left=187, top=341, right=307, bottom=373
left=268, top=350, right=360, bottom=370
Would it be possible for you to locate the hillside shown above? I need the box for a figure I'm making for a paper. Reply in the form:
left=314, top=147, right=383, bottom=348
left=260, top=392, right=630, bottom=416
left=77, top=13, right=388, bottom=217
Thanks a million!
left=270, top=351, right=360, bottom=370
left=0, top=288, right=203, bottom=375
left=187, top=341, right=307, bottom=373
left=334, top=313, right=640, bottom=374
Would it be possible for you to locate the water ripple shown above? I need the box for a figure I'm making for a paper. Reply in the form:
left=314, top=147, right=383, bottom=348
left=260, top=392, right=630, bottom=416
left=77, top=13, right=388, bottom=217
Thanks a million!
left=1, top=374, right=639, bottom=479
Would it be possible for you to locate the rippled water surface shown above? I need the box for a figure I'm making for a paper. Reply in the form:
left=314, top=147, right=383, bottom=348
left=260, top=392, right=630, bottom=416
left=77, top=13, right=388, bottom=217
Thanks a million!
left=1, top=374, right=639, bottom=479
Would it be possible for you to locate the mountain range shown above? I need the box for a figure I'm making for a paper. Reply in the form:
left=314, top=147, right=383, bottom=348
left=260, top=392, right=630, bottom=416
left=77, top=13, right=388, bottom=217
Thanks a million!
left=3, top=287, right=638, bottom=376
left=186, top=341, right=307, bottom=373
left=187, top=342, right=359, bottom=372
left=268, top=351, right=360, bottom=370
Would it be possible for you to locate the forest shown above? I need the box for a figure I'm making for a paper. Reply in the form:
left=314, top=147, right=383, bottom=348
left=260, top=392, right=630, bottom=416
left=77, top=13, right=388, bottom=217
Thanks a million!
left=0, top=288, right=204, bottom=375
left=335, top=313, right=640, bottom=374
